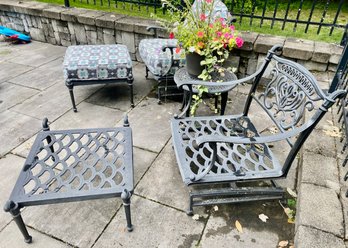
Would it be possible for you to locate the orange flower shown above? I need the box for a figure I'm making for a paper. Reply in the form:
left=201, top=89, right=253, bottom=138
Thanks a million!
left=197, top=31, right=204, bottom=38
left=197, top=41, right=205, bottom=48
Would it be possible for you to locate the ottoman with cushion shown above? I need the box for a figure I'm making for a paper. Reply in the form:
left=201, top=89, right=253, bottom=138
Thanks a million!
left=63, top=44, right=134, bottom=112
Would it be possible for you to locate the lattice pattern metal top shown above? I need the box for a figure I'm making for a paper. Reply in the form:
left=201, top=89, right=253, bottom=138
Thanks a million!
left=171, top=115, right=282, bottom=185
left=174, top=67, right=237, bottom=94
left=9, top=127, right=133, bottom=206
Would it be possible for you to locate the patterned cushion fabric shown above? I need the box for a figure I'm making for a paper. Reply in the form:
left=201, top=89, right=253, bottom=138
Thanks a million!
left=139, top=38, right=185, bottom=77
left=63, top=44, right=132, bottom=82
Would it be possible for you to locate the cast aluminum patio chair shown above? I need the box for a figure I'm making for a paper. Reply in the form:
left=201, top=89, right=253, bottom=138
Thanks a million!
left=138, top=0, right=232, bottom=103
left=171, top=45, right=346, bottom=214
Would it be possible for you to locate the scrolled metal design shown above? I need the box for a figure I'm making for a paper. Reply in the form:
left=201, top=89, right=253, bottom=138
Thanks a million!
left=259, top=61, right=322, bottom=130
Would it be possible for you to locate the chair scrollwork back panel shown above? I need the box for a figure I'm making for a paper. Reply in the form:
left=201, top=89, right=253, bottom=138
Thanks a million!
left=254, top=55, right=327, bottom=131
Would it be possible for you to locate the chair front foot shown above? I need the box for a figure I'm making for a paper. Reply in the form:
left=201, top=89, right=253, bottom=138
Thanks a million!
left=121, top=189, right=133, bottom=232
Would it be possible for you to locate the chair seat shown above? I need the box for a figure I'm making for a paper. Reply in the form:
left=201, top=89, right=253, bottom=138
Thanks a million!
left=63, top=44, right=133, bottom=82
left=171, top=115, right=283, bottom=186
left=139, top=38, right=185, bottom=77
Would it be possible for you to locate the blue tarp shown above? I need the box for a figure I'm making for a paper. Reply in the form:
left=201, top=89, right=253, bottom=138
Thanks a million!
left=0, top=26, right=31, bottom=42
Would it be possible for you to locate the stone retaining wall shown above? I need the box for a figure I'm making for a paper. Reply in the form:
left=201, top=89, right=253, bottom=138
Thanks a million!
left=0, top=0, right=344, bottom=76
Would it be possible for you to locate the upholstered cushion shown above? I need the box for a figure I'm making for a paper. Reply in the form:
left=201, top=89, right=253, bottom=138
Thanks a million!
left=139, top=38, right=185, bottom=77
left=63, top=44, right=132, bottom=82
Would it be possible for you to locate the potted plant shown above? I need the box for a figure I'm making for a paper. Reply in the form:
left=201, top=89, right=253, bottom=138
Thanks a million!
left=163, top=0, right=244, bottom=81
left=159, top=0, right=244, bottom=115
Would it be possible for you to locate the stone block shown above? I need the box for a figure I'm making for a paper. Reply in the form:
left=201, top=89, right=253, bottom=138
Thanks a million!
left=115, top=17, right=134, bottom=32
left=103, top=33, right=115, bottom=44
left=96, top=27, right=103, bottom=44
left=13, top=23, right=24, bottom=32
left=68, top=22, right=75, bottom=35
left=73, top=23, right=87, bottom=44
left=42, top=5, right=64, bottom=20
left=328, top=63, right=337, bottom=72
left=295, top=225, right=345, bottom=248
left=239, top=50, right=258, bottom=59
left=96, top=12, right=125, bottom=29
left=283, top=38, right=314, bottom=60
left=57, top=24, right=69, bottom=34
left=254, top=34, right=285, bottom=54
left=58, top=31, right=70, bottom=41
left=47, top=36, right=57, bottom=45
left=54, top=31, right=61, bottom=45
left=312, top=41, right=331, bottom=63
left=329, top=44, right=344, bottom=64
left=121, top=32, right=135, bottom=53
left=237, top=31, right=258, bottom=51
left=30, top=27, right=46, bottom=42
left=103, top=28, right=114, bottom=35
left=257, top=54, right=276, bottom=79
left=77, top=10, right=104, bottom=26
left=297, top=183, right=344, bottom=237
left=86, top=30, right=97, bottom=44
left=136, top=48, right=143, bottom=62
left=61, top=7, right=87, bottom=23
left=247, top=58, right=257, bottom=75
left=60, top=39, right=72, bottom=46
left=224, top=55, right=240, bottom=69
left=85, top=24, right=96, bottom=31
left=115, top=30, right=122, bottom=43
left=297, top=60, right=327, bottom=72
left=70, top=34, right=77, bottom=45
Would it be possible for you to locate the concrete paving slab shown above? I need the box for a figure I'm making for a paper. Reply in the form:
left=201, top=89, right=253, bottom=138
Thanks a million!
left=200, top=202, right=294, bottom=248
left=0, top=82, right=39, bottom=112
left=11, top=81, right=103, bottom=121
left=296, top=183, right=344, bottom=237
left=22, top=198, right=120, bottom=247
left=295, top=225, right=345, bottom=248
left=0, top=61, right=33, bottom=83
left=0, top=154, right=25, bottom=230
left=116, top=97, right=178, bottom=153
left=136, top=142, right=190, bottom=211
left=304, top=128, right=337, bottom=158
left=86, top=63, right=156, bottom=111
left=50, top=101, right=124, bottom=130
left=0, top=110, right=41, bottom=156
left=0, top=222, right=71, bottom=248
left=93, top=195, right=205, bottom=248
left=301, top=152, right=339, bottom=191
left=6, top=42, right=66, bottom=67
left=9, top=57, right=64, bottom=90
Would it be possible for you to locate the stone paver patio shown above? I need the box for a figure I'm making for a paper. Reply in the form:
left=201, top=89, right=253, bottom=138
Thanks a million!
left=0, top=40, right=346, bottom=247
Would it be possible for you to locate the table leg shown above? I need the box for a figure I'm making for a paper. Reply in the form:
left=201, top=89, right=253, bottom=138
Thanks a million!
left=121, top=189, right=133, bottom=232
left=4, top=201, right=32, bottom=243
left=221, top=92, right=228, bottom=115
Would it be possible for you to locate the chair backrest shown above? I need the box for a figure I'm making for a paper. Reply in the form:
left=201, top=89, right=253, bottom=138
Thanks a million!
left=191, top=0, right=231, bottom=21
left=244, top=45, right=346, bottom=176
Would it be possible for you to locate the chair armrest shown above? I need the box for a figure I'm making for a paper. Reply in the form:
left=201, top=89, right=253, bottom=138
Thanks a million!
left=161, top=44, right=178, bottom=52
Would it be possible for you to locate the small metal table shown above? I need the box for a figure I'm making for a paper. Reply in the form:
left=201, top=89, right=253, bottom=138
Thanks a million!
left=174, top=67, right=237, bottom=116
left=4, top=118, right=134, bottom=243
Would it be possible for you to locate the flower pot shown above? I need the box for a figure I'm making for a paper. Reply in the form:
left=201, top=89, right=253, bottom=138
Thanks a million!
left=186, top=52, right=205, bottom=78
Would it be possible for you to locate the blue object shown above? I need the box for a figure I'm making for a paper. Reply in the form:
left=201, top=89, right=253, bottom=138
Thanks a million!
left=0, top=26, right=31, bottom=42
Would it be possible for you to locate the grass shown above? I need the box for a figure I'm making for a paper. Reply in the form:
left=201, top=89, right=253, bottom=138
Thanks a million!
left=37, top=0, right=347, bottom=44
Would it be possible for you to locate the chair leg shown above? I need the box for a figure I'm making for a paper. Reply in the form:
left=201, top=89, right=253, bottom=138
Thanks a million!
left=121, top=189, right=133, bottom=232
left=186, top=194, right=194, bottom=216
left=221, top=92, right=228, bottom=115
left=128, top=79, right=134, bottom=108
left=67, top=84, right=77, bottom=112
left=4, top=201, right=32, bottom=243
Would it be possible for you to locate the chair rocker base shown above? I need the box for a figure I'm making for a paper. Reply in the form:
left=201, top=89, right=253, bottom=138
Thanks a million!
left=186, top=180, right=285, bottom=215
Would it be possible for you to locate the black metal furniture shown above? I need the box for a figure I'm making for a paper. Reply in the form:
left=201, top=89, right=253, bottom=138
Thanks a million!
left=171, top=45, right=346, bottom=215
left=63, top=45, right=134, bottom=112
left=4, top=117, right=134, bottom=243
left=174, top=67, right=237, bottom=117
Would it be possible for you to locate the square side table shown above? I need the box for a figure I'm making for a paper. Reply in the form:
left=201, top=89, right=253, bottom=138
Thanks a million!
left=4, top=117, right=134, bottom=243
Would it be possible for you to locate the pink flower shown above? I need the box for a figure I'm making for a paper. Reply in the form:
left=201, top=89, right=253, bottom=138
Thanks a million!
left=216, top=31, right=222, bottom=37
left=236, top=37, right=244, bottom=48
left=229, top=25, right=235, bottom=31
left=169, top=32, right=175, bottom=39
left=197, top=31, right=204, bottom=38
left=175, top=47, right=181, bottom=54
left=200, top=14, right=206, bottom=21
left=224, top=33, right=230, bottom=39
left=206, top=0, right=212, bottom=3
left=209, top=24, right=213, bottom=28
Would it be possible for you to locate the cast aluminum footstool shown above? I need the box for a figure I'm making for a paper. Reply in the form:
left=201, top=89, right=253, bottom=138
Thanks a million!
left=63, top=44, right=134, bottom=112
left=4, top=117, right=134, bottom=243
